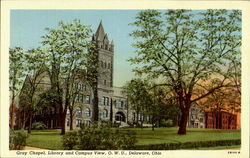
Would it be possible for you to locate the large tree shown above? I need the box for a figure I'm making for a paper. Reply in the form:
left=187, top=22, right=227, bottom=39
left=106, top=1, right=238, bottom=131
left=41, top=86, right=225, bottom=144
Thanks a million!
left=130, top=10, right=241, bottom=134
left=123, top=79, right=151, bottom=127
left=41, top=19, right=92, bottom=135
left=18, top=48, right=47, bottom=133
left=9, top=47, right=26, bottom=129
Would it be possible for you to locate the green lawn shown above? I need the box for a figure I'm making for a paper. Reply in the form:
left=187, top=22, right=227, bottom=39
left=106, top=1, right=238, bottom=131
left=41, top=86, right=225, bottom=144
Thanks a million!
left=25, top=128, right=241, bottom=150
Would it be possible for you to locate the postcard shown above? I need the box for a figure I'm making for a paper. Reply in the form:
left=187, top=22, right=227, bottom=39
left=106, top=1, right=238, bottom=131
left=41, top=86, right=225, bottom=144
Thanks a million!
left=1, top=0, right=250, bottom=158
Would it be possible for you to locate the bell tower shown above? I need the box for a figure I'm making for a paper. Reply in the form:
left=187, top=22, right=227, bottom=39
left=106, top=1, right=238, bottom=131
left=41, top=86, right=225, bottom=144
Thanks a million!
left=92, top=21, right=114, bottom=122
left=92, top=21, right=114, bottom=90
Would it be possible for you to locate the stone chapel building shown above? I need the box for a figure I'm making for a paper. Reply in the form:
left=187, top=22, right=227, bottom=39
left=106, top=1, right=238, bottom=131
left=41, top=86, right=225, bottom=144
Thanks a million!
left=24, top=22, right=139, bottom=130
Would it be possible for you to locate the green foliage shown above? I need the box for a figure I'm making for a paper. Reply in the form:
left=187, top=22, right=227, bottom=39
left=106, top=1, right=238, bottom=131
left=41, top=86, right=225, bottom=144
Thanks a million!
left=41, top=19, right=94, bottom=134
left=135, top=139, right=241, bottom=150
left=31, top=122, right=48, bottom=130
left=160, top=120, right=174, bottom=127
left=130, top=9, right=241, bottom=134
left=62, top=130, right=78, bottom=150
left=123, top=79, right=152, bottom=122
left=9, top=47, right=26, bottom=96
left=9, top=129, right=28, bottom=150
left=62, top=124, right=137, bottom=150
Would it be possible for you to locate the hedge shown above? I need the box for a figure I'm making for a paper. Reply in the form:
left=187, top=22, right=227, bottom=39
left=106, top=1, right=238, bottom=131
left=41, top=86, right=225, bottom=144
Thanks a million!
left=9, top=129, right=28, bottom=150
left=135, top=139, right=241, bottom=150
left=62, top=123, right=136, bottom=150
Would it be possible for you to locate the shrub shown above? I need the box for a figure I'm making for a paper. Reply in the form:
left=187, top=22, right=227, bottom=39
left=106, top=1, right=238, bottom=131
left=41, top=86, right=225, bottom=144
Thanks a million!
left=32, top=122, right=47, bottom=130
left=160, top=120, right=173, bottom=127
left=9, top=129, right=28, bottom=150
left=62, top=130, right=78, bottom=150
left=134, top=139, right=241, bottom=150
left=62, top=123, right=137, bottom=150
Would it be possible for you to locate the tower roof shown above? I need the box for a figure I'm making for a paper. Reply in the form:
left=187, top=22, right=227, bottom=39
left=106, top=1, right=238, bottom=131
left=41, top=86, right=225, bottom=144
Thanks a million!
left=95, top=21, right=106, bottom=41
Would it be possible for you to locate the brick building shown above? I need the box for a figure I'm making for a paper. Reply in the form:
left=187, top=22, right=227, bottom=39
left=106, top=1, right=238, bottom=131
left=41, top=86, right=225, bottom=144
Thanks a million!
left=205, top=111, right=237, bottom=129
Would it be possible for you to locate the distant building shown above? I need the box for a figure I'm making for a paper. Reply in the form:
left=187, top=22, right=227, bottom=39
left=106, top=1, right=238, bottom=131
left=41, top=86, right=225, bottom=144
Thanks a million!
left=205, top=111, right=237, bottom=129
left=187, top=103, right=205, bottom=128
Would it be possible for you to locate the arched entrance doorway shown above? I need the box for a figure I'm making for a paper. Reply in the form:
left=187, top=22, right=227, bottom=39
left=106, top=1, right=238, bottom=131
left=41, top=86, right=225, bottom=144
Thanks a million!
left=115, top=111, right=126, bottom=122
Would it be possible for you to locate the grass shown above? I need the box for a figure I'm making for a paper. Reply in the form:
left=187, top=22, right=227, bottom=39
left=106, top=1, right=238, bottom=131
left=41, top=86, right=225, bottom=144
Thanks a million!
left=126, top=128, right=240, bottom=145
left=25, top=128, right=241, bottom=150
left=194, top=145, right=240, bottom=150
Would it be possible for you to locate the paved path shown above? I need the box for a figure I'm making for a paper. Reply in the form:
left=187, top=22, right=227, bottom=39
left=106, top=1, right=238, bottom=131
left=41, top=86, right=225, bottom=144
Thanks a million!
left=24, top=146, right=48, bottom=150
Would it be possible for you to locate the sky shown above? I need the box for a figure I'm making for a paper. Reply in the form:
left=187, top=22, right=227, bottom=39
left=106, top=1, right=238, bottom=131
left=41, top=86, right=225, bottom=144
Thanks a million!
left=10, top=10, right=142, bottom=87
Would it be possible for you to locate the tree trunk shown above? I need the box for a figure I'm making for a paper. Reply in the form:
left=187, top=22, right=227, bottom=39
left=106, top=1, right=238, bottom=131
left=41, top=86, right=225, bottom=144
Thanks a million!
left=151, top=116, right=155, bottom=131
left=10, top=104, right=15, bottom=129
left=61, top=112, right=66, bottom=135
left=110, top=98, right=113, bottom=122
left=28, top=111, right=32, bottom=134
left=136, top=111, right=139, bottom=127
left=17, top=111, right=21, bottom=129
left=177, top=110, right=189, bottom=135
left=69, top=109, right=73, bottom=130
left=92, top=87, right=99, bottom=122
left=22, top=111, right=28, bottom=129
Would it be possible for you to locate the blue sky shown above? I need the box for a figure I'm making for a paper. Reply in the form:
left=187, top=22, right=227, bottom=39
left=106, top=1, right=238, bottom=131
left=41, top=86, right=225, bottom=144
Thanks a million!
left=10, top=10, right=142, bottom=87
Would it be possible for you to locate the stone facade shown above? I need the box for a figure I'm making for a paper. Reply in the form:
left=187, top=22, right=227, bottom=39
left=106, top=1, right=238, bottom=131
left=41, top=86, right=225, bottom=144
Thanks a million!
left=28, top=22, right=132, bottom=130
left=187, top=103, right=205, bottom=128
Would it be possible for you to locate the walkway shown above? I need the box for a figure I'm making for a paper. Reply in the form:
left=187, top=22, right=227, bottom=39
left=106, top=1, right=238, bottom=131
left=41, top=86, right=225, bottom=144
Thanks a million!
left=24, top=146, right=48, bottom=150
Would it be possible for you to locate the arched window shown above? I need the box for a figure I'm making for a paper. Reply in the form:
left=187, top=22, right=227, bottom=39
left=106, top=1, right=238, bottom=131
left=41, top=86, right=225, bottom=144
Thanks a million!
left=104, top=62, right=107, bottom=68
left=108, top=63, right=110, bottom=69
left=85, top=95, right=90, bottom=104
left=85, top=108, right=91, bottom=117
left=76, top=107, right=82, bottom=116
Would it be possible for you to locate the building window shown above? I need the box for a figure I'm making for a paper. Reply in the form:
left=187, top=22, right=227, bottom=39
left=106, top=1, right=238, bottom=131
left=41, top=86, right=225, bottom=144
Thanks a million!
left=106, top=97, right=109, bottom=106
left=132, top=112, right=136, bottom=121
left=102, top=97, right=105, bottom=105
left=199, top=118, right=203, bottom=122
left=102, top=109, right=108, bottom=118
left=124, top=102, right=127, bottom=108
left=104, top=80, right=106, bottom=85
left=75, top=93, right=84, bottom=103
left=138, top=113, right=144, bottom=121
left=121, top=101, right=124, bottom=108
left=85, top=95, right=90, bottom=104
left=101, top=61, right=103, bottom=68
left=66, top=119, right=70, bottom=127
left=104, top=62, right=107, bottom=68
left=103, top=97, right=109, bottom=106
left=108, top=63, right=110, bottom=69
left=76, top=119, right=82, bottom=128
left=85, top=120, right=91, bottom=126
left=76, top=107, right=82, bottom=116
left=85, top=108, right=91, bottom=117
